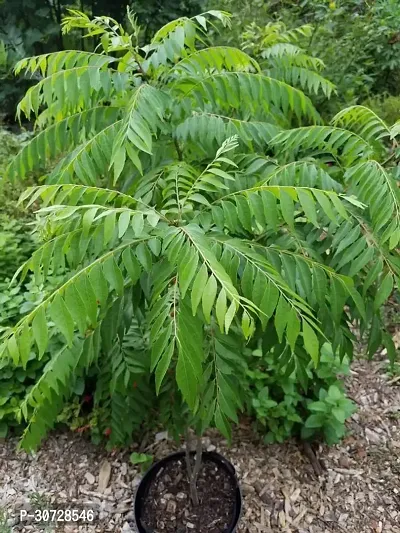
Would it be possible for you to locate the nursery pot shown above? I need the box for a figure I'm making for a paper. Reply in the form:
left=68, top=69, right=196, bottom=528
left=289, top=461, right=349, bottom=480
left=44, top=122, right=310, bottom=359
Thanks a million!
left=134, top=450, right=242, bottom=533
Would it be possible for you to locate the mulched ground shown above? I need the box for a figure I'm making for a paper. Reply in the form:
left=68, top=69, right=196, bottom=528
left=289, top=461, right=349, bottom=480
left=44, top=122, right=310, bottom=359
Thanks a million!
left=0, top=357, right=399, bottom=533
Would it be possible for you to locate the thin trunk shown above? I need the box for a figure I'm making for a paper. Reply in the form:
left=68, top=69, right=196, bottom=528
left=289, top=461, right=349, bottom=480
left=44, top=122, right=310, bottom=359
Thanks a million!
left=184, top=427, right=193, bottom=480
left=185, top=430, right=202, bottom=507
left=80, top=0, right=85, bottom=51
left=56, top=0, right=64, bottom=50
left=46, top=0, right=63, bottom=50
left=190, top=435, right=203, bottom=506
left=174, top=139, right=183, bottom=161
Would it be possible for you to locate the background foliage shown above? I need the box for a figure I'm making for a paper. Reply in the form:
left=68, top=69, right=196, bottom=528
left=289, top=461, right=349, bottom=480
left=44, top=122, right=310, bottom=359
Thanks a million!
left=3, top=0, right=400, bottom=119
left=0, top=0, right=202, bottom=118
left=207, top=0, right=400, bottom=118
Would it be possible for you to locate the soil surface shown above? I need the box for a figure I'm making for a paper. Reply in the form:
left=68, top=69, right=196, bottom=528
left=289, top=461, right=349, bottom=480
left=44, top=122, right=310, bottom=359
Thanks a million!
left=140, top=456, right=237, bottom=532
left=0, top=358, right=399, bottom=532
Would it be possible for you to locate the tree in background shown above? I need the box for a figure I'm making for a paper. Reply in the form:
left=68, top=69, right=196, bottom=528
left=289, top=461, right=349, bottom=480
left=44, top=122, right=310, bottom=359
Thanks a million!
left=206, top=0, right=400, bottom=116
left=294, top=0, right=400, bottom=109
left=0, top=0, right=60, bottom=117
left=0, top=0, right=202, bottom=119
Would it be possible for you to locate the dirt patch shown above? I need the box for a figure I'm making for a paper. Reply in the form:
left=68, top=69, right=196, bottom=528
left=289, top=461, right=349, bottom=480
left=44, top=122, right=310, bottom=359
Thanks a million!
left=140, top=456, right=237, bottom=532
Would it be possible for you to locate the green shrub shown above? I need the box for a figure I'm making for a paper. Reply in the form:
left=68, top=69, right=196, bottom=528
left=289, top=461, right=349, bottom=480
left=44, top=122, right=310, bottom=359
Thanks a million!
left=301, top=0, right=400, bottom=101
left=209, top=0, right=400, bottom=115
left=0, top=128, right=47, bottom=438
left=0, top=217, right=36, bottom=283
left=245, top=342, right=355, bottom=444
left=303, top=384, right=356, bottom=445
left=0, top=8, right=399, bottom=453
left=363, top=94, right=400, bottom=125
left=0, top=272, right=64, bottom=438
left=0, top=128, right=36, bottom=281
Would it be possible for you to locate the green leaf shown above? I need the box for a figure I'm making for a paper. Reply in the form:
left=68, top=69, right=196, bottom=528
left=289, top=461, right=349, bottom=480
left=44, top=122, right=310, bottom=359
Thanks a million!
left=151, top=323, right=172, bottom=371
left=7, top=336, right=19, bottom=365
left=383, top=331, right=398, bottom=368
left=259, top=281, right=279, bottom=324
left=305, top=413, right=325, bottom=429
left=189, top=193, right=210, bottom=206
left=89, top=264, right=109, bottom=309
left=136, top=242, right=152, bottom=271
left=32, top=307, right=49, bottom=358
left=104, top=211, right=116, bottom=246
left=236, top=195, right=252, bottom=231
left=103, top=256, right=124, bottom=296
left=308, top=401, right=328, bottom=412
left=65, top=284, right=87, bottom=334
left=215, top=288, right=227, bottom=333
left=122, top=248, right=141, bottom=284
left=241, top=310, right=253, bottom=339
left=329, top=193, right=348, bottom=220
left=19, top=324, right=32, bottom=370
left=347, top=286, right=366, bottom=321
left=280, top=190, right=295, bottom=229
left=312, top=266, right=327, bottom=307
left=176, top=299, right=203, bottom=411
left=113, top=147, right=126, bottom=184
left=118, top=211, right=131, bottom=238
left=374, top=272, right=393, bottom=311
left=224, top=301, right=237, bottom=334
left=148, top=238, right=161, bottom=256
left=332, top=407, right=346, bottom=423
left=76, top=276, right=98, bottom=326
left=131, top=213, right=144, bottom=236
left=297, top=189, right=318, bottom=227
left=155, top=341, right=175, bottom=394
left=286, top=307, right=300, bottom=351
left=327, top=385, right=342, bottom=402
left=130, top=452, right=153, bottom=465
left=83, top=207, right=98, bottom=236
left=262, top=191, right=278, bottom=231
left=178, top=247, right=199, bottom=299
left=274, top=295, right=289, bottom=342
left=368, top=314, right=382, bottom=359
left=302, top=319, right=319, bottom=367
left=191, top=263, right=208, bottom=315
left=49, top=294, right=75, bottom=346
left=214, top=406, right=231, bottom=440
left=202, top=275, right=218, bottom=324
left=217, top=374, right=239, bottom=422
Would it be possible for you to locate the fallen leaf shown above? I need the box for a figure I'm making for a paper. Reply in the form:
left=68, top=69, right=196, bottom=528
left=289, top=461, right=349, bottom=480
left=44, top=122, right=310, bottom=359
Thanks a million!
left=98, top=460, right=112, bottom=492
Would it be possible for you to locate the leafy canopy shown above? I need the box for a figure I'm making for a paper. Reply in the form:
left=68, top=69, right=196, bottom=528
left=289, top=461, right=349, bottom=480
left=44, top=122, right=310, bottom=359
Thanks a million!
left=2, top=8, right=400, bottom=450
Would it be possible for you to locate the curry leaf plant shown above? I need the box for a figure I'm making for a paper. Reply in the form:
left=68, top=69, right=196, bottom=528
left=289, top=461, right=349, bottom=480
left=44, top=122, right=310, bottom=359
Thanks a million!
left=2, top=8, right=400, bottom=452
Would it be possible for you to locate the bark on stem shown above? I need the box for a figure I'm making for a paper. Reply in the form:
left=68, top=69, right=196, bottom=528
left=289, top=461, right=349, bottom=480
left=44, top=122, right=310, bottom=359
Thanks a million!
left=184, top=428, right=193, bottom=480
left=191, top=435, right=203, bottom=506
left=185, top=430, right=202, bottom=506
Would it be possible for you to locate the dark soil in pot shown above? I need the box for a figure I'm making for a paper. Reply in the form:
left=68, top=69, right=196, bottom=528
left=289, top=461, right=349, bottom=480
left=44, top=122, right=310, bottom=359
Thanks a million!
left=137, top=452, right=240, bottom=533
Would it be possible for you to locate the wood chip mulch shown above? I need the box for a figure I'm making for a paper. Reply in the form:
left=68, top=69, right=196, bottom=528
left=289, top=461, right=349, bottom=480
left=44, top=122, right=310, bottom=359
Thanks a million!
left=0, top=358, right=399, bottom=533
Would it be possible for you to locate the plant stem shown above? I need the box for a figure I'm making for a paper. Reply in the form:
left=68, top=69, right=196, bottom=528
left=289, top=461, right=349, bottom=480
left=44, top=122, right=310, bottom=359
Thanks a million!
left=307, top=23, right=320, bottom=54
left=191, top=435, right=203, bottom=506
left=184, top=427, right=193, bottom=480
left=185, top=429, right=202, bottom=506
left=174, top=138, right=183, bottom=161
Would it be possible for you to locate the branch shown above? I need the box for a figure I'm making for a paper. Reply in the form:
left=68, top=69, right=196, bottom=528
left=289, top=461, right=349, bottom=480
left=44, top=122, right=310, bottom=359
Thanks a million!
left=174, top=138, right=183, bottom=161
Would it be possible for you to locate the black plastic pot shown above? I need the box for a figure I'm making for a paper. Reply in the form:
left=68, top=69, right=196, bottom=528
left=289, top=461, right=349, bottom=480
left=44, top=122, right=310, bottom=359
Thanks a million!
left=134, top=450, right=242, bottom=533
